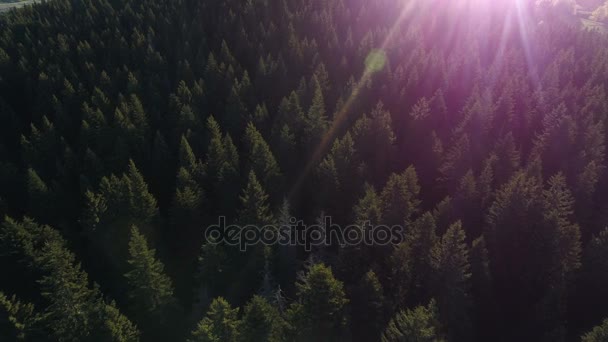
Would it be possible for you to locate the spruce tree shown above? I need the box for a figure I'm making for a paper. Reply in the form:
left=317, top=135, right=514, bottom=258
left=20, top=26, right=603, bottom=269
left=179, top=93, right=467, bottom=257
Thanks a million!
left=352, top=102, right=396, bottom=182
left=240, top=295, right=286, bottom=342
left=351, top=270, right=386, bottom=342
left=190, top=297, right=240, bottom=342
left=125, top=159, right=158, bottom=223
left=35, top=236, right=140, bottom=341
left=25, top=168, right=53, bottom=223
left=170, top=167, right=203, bottom=232
left=178, top=135, right=200, bottom=174
left=582, top=318, right=608, bottom=342
left=431, top=221, right=472, bottom=342
left=381, top=300, right=445, bottom=342
left=406, top=212, right=439, bottom=305
left=237, top=171, right=274, bottom=226
left=380, top=166, right=421, bottom=226
left=303, top=77, right=328, bottom=148
left=243, top=122, right=281, bottom=188
left=353, top=183, right=383, bottom=226
left=287, top=264, right=348, bottom=341
left=0, top=292, right=39, bottom=340
left=486, top=172, right=581, bottom=340
left=124, top=226, right=176, bottom=319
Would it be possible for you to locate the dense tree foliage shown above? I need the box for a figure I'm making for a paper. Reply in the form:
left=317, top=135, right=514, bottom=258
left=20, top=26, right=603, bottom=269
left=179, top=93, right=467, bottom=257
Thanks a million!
left=0, top=0, right=607, bottom=340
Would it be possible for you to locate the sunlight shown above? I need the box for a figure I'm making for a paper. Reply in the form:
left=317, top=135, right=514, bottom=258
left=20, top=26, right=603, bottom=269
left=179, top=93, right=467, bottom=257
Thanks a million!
left=288, top=0, right=418, bottom=199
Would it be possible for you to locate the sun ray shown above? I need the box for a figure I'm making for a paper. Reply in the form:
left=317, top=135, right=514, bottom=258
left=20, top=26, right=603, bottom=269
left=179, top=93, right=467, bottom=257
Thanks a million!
left=288, top=0, right=418, bottom=200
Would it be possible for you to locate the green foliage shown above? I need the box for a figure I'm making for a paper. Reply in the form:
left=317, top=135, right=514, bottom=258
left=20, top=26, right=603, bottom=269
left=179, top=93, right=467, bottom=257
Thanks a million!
left=582, top=318, right=608, bottom=342
left=179, top=135, right=201, bottom=174
left=381, top=300, right=445, bottom=342
left=486, top=172, right=581, bottom=340
left=431, top=221, right=472, bottom=342
left=303, top=77, right=328, bottom=147
left=237, top=171, right=274, bottom=226
left=351, top=270, right=386, bottom=342
left=243, top=122, right=281, bottom=187
left=0, top=292, right=39, bottom=340
left=353, top=183, right=383, bottom=225
left=0, top=217, right=139, bottom=341
left=380, top=166, right=421, bottom=226
left=125, top=160, right=158, bottom=222
left=240, top=295, right=286, bottom=342
left=190, top=297, right=240, bottom=342
left=25, top=168, right=53, bottom=222
left=288, top=263, right=348, bottom=341
left=171, top=167, right=203, bottom=229
left=83, top=160, right=158, bottom=229
left=408, top=213, right=439, bottom=305
left=0, top=0, right=607, bottom=340
left=352, top=102, right=396, bottom=181
left=124, top=226, right=175, bottom=318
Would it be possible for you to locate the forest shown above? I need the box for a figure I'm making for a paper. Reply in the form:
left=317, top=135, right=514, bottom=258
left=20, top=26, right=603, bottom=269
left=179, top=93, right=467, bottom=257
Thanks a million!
left=0, top=0, right=607, bottom=341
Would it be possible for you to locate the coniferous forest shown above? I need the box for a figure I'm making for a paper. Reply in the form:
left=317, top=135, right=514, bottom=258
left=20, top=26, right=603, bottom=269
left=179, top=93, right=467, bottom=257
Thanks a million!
left=1, top=0, right=608, bottom=341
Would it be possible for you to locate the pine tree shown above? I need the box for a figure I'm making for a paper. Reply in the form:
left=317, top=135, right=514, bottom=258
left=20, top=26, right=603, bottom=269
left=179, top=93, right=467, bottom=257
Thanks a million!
left=178, top=135, right=200, bottom=174
left=353, top=183, right=383, bottom=226
left=317, top=132, right=360, bottom=221
left=204, top=116, right=227, bottom=184
left=438, top=134, right=471, bottom=191
left=381, top=300, right=445, bottom=342
left=170, top=167, right=203, bottom=231
left=406, top=212, right=439, bottom=306
left=93, top=300, right=141, bottom=341
left=287, top=264, right=348, bottom=341
left=225, top=79, right=247, bottom=135
left=486, top=172, right=581, bottom=340
left=352, top=102, right=396, bottom=181
left=124, top=226, right=176, bottom=318
left=240, top=295, right=286, bottom=342
left=272, top=92, right=304, bottom=144
left=237, top=171, right=274, bottom=226
left=81, top=190, right=107, bottom=232
left=0, top=292, right=39, bottom=340
left=203, top=117, right=239, bottom=214
left=222, top=134, right=239, bottom=181
left=391, top=240, right=413, bottom=308
left=25, top=168, right=53, bottom=223
left=36, top=239, right=99, bottom=341
left=431, top=221, right=472, bottom=342
left=251, top=103, right=269, bottom=128
left=351, top=270, right=386, bottom=342
left=243, top=122, right=281, bottom=188
left=125, top=159, right=158, bottom=222
left=190, top=297, right=240, bottom=342
left=303, top=77, right=328, bottom=148
left=582, top=318, right=608, bottom=342
left=226, top=171, right=275, bottom=302
left=432, top=196, right=455, bottom=234
left=381, top=166, right=421, bottom=226
left=36, top=236, right=139, bottom=341
left=454, top=169, right=483, bottom=239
